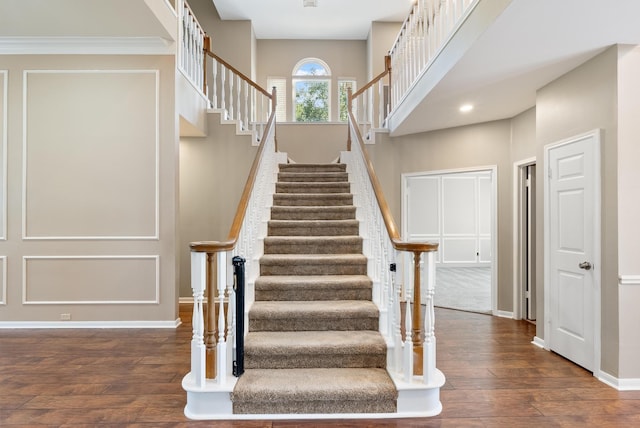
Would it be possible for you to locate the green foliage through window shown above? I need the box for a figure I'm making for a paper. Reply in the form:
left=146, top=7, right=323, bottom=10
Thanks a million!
left=295, top=80, right=329, bottom=122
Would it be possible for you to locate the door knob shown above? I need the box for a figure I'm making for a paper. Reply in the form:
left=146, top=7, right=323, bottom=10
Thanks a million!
left=579, top=261, right=592, bottom=271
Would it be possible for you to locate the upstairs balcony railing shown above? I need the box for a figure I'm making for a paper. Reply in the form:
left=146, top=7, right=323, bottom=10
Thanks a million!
left=389, top=0, right=477, bottom=110
left=178, top=0, right=271, bottom=143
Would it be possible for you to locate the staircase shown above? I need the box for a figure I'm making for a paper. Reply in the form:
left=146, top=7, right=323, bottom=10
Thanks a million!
left=231, top=163, right=398, bottom=415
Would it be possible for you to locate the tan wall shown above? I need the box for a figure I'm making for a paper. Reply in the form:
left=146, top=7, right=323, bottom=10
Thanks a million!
left=374, top=120, right=514, bottom=312
left=0, top=55, right=178, bottom=323
left=368, top=22, right=402, bottom=79
left=511, top=107, right=537, bottom=162
left=536, top=46, right=619, bottom=375
left=179, top=115, right=256, bottom=297
left=187, top=0, right=253, bottom=76
left=256, top=39, right=367, bottom=122
left=276, top=123, right=348, bottom=163
left=616, top=45, right=640, bottom=378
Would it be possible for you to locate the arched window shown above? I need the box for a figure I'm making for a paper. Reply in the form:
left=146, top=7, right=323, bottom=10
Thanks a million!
left=292, top=58, right=331, bottom=122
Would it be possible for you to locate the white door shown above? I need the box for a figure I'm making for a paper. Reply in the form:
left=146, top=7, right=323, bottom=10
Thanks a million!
left=547, top=132, right=600, bottom=371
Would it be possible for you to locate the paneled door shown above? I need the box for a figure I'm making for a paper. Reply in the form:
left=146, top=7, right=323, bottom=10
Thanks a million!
left=546, top=131, right=600, bottom=371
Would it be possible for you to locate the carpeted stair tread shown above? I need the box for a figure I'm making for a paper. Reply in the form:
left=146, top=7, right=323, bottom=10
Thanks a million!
left=244, top=330, right=386, bottom=369
left=276, top=182, right=351, bottom=194
left=232, top=368, right=397, bottom=414
left=270, top=206, right=356, bottom=220
left=278, top=172, right=348, bottom=182
left=268, top=219, right=359, bottom=237
left=273, top=193, right=353, bottom=206
left=249, top=300, right=379, bottom=331
left=264, top=236, right=363, bottom=254
left=255, top=275, right=372, bottom=301
left=260, top=254, right=367, bottom=276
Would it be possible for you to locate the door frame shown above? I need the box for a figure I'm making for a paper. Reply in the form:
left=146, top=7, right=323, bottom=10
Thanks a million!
left=512, top=157, right=536, bottom=321
left=401, top=165, right=498, bottom=315
left=543, top=129, right=601, bottom=376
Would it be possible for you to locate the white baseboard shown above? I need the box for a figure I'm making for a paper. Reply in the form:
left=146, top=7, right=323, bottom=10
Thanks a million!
left=179, top=296, right=194, bottom=304
left=599, top=370, right=640, bottom=391
left=494, top=310, right=513, bottom=319
left=0, top=318, right=181, bottom=329
left=531, top=336, right=545, bottom=348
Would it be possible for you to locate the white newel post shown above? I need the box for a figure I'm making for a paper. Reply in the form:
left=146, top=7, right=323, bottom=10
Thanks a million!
left=190, top=251, right=207, bottom=388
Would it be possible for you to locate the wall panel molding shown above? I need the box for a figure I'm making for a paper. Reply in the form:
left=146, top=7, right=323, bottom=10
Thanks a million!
left=22, top=69, right=159, bottom=240
left=22, top=255, right=159, bottom=305
left=0, top=256, right=6, bottom=305
left=0, top=70, right=7, bottom=240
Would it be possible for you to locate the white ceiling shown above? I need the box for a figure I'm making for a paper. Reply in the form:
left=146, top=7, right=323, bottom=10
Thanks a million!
left=212, top=0, right=414, bottom=40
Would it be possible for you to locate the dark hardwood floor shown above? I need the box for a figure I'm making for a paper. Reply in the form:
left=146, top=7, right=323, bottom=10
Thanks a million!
left=2, top=304, right=640, bottom=427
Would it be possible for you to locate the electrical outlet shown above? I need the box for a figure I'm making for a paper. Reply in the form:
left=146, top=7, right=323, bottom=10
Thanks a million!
left=60, top=313, right=71, bottom=321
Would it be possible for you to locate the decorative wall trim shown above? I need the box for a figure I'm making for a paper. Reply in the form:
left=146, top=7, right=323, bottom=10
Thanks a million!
left=598, top=370, right=640, bottom=391
left=619, top=275, right=640, bottom=286
left=0, top=256, right=6, bottom=305
left=0, top=37, right=173, bottom=55
left=22, top=70, right=159, bottom=240
left=0, top=319, right=181, bottom=329
left=22, top=255, right=160, bottom=305
left=0, top=70, right=6, bottom=240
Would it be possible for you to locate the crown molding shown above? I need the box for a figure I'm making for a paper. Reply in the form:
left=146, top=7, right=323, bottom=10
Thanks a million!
left=0, top=37, right=174, bottom=55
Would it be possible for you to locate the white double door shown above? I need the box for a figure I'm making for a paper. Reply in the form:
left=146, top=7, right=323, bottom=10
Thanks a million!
left=546, top=131, right=600, bottom=372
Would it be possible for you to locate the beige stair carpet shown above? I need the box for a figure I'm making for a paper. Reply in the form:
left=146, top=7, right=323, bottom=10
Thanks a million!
left=231, top=163, right=397, bottom=415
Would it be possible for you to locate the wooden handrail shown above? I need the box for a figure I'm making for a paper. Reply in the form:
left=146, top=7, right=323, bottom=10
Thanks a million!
left=190, top=86, right=277, bottom=254
left=204, top=36, right=272, bottom=99
left=351, top=55, right=391, bottom=100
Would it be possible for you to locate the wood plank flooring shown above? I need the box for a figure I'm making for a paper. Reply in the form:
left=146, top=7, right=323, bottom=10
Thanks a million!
left=2, top=305, right=640, bottom=427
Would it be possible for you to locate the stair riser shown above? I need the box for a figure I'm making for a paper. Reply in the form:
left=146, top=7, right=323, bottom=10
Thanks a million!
left=255, top=288, right=371, bottom=301
left=268, top=223, right=359, bottom=237
left=279, top=164, right=347, bottom=173
left=233, top=400, right=396, bottom=415
left=249, top=317, right=378, bottom=332
left=273, top=195, right=353, bottom=206
left=276, top=183, right=351, bottom=194
left=260, top=263, right=367, bottom=276
left=245, top=353, right=385, bottom=370
left=270, top=207, right=356, bottom=221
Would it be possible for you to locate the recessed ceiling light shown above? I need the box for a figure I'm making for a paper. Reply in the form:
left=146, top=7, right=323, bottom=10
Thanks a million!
left=303, top=0, right=317, bottom=7
left=459, top=104, right=474, bottom=113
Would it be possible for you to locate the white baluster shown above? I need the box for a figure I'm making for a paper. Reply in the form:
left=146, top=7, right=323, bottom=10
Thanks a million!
left=244, top=80, right=249, bottom=131
left=227, top=283, right=235, bottom=377
left=423, top=251, right=437, bottom=384
left=216, top=251, right=227, bottom=384
left=211, top=59, right=218, bottom=109
left=228, top=70, right=235, bottom=120
left=404, top=297, right=413, bottom=382
left=190, top=251, right=207, bottom=388
left=220, top=66, right=226, bottom=113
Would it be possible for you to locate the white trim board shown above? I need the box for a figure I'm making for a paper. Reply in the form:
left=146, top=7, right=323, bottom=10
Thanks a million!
left=0, top=319, right=181, bottom=329
left=599, top=371, right=640, bottom=391
left=0, top=256, right=6, bottom=305
left=0, top=37, right=173, bottom=55
left=619, top=275, right=640, bottom=286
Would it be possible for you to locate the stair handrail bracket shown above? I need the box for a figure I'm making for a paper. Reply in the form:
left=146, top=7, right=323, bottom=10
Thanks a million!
left=344, top=89, right=444, bottom=410
left=183, top=87, right=286, bottom=419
